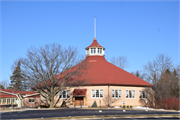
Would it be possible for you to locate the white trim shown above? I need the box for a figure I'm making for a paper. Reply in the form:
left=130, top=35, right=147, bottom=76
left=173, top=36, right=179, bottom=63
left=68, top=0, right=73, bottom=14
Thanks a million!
left=0, top=90, right=17, bottom=95
left=28, top=99, right=35, bottom=103
left=126, top=90, right=136, bottom=99
left=0, top=98, right=18, bottom=105
left=16, top=93, right=23, bottom=107
left=139, top=90, right=148, bottom=99
left=59, top=90, right=70, bottom=99
left=112, top=89, right=122, bottom=99
left=86, top=47, right=104, bottom=56
left=23, top=93, right=39, bottom=97
left=91, top=89, right=104, bottom=99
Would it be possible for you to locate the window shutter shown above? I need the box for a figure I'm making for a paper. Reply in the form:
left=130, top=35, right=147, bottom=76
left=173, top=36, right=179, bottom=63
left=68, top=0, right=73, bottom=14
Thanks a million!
left=132, top=90, right=135, bottom=98
left=100, top=90, right=103, bottom=97
left=67, top=90, right=70, bottom=98
left=112, top=90, right=115, bottom=98
left=139, top=91, right=142, bottom=98
left=59, top=90, right=62, bottom=98
left=92, top=90, right=95, bottom=98
left=126, top=90, right=128, bottom=98
left=118, top=90, right=122, bottom=98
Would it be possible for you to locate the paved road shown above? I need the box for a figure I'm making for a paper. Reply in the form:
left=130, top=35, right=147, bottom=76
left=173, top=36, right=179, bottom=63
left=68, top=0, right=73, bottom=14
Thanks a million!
left=85, top=117, right=180, bottom=120
left=1, top=108, right=179, bottom=119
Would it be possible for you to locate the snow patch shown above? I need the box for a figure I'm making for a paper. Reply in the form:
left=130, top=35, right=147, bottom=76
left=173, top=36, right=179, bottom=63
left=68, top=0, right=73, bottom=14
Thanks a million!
left=133, top=106, right=154, bottom=110
left=114, top=106, right=120, bottom=108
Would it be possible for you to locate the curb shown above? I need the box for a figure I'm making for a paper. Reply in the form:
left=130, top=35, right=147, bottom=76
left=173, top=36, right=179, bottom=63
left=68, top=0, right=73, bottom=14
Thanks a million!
left=1, top=108, right=179, bottom=113
left=14, top=114, right=180, bottom=120
left=80, top=108, right=180, bottom=112
left=0, top=108, right=66, bottom=113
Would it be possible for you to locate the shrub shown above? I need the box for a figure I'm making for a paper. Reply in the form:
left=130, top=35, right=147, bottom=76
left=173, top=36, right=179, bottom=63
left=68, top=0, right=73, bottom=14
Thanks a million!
left=40, top=105, right=50, bottom=108
left=92, top=101, right=97, bottom=107
left=130, top=105, right=132, bottom=108
left=61, top=101, right=67, bottom=107
left=157, top=98, right=179, bottom=110
left=127, top=105, right=129, bottom=108
left=123, top=105, right=126, bottom=109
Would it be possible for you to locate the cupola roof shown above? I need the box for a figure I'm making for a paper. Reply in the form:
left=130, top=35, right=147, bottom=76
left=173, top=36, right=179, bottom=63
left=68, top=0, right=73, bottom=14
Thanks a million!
left=85, top=38, right=105, bottom=50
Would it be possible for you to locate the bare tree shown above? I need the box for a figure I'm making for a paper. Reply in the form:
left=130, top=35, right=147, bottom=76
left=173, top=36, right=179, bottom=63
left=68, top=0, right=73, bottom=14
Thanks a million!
left=110, top=56, right=128, bottom=69
left=143, top=54, right=179, bottom=108
left=103, top=94, right=119, bottom=107
left=131, top=70, right=146, bottom=80
left=0, top=80, right=9, bottom=89
left=143, top=54, right=173, bottom=84
left=20, top=43, right=89, bottom=108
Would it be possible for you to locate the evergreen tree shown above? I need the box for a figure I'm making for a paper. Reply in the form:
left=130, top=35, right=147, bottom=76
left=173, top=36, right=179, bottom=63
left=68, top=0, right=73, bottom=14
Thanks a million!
left=92, top=101, right=97, bottom=107
left=135, top=70, right=140, bottom=77
left=61, top=101, right=67, bottom=107
left=9, top=60, right=25, bottom=91
left=0, top=84, right=5, bottom=89
left=170, top=69, right=179, bottom=98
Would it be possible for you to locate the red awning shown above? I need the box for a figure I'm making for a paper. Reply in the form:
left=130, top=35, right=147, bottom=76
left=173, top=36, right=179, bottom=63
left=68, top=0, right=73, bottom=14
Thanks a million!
left=73, top=89, right=87, bottom=97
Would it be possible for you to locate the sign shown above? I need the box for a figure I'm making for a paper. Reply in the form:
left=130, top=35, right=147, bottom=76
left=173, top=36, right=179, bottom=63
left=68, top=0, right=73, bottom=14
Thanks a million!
left=12, top=91, right=14, bottom=95
left=15, top=100, right=18, bottom=104
left=99, top=100, right=101, bottom=104
left=145, top=100, right=147, bottom=104
left=123, top=100, right=125, bottom=104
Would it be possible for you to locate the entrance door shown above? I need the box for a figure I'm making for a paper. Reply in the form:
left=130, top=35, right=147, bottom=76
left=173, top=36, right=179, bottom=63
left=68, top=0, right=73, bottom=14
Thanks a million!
left=75, top=97, right=83, bottom=106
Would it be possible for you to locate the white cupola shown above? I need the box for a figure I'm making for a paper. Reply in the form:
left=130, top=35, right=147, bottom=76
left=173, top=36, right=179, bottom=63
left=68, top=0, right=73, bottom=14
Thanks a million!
left=85, top=38, right=105, bottom=56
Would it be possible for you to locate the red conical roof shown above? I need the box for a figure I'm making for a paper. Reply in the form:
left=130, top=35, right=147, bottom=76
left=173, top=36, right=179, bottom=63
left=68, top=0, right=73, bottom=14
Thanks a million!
left=54, top=39, right=152, bottom=87
left=85, top=38, right=104, bottom=49
left=78, top=56, right=152, bottom=86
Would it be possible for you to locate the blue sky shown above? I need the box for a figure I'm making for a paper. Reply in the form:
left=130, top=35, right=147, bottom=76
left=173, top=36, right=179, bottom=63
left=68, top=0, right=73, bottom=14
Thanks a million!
left=1, top=1, right=179, bottom=84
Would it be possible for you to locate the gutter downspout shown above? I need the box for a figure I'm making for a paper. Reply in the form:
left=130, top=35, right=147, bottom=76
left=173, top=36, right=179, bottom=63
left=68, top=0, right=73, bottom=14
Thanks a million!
left=108, top=84, right=110, bottom=108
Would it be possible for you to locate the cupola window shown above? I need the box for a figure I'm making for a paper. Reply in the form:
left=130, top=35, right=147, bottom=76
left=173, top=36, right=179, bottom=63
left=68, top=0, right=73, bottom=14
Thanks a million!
left=91, top=48, right=93, bottom=54
left=100, top=48, right=102, bottom=54
left=85, top=38, right=105, bottom=56
left=93, top=48, right=96, bottom=54
left=98, top=48, right=102, bottom=54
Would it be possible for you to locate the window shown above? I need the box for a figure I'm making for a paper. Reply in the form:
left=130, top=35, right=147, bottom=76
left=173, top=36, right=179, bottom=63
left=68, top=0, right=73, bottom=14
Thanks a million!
left=29, top=99, right=35, bottom=103
left=91, top=89, right=103, bottom=98
left=126, top=90, right=135, bottom=98
left=100, top=48, right=102, bottom=54
left=139, top=90, right=148, bottom=99
left=7, top=99, right=10, bottom=104
left=91, top=48, right=93, bottom=54
left=98, top=48, right=102, bottom=54
left=3, top=99, right=6, bottom=104
left=59, top=90, right=70, bottom=99
left=94, top=48, right=96, bottom=54
left=112, top=90, right=122, bottom=98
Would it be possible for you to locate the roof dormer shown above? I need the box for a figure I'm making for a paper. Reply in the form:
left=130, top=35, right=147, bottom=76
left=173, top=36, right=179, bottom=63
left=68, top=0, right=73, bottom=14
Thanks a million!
left=85, top=38, right=105, bottom=56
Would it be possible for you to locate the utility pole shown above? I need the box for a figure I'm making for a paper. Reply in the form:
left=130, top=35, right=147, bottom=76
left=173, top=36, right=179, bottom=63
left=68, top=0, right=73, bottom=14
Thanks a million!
left=11, top=91, right=14, bottom=110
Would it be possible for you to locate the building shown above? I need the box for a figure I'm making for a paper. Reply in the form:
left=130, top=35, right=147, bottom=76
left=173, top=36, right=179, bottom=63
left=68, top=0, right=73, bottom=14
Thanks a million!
left=0, top=89, right=40, bottom=108
left=48, top=38, right=153, bottom=108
